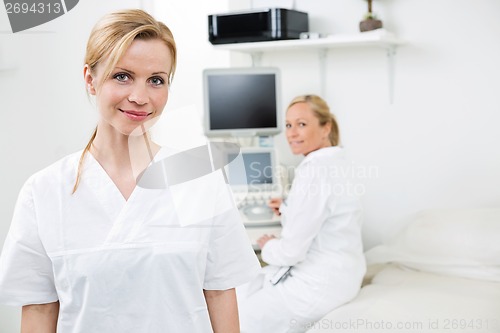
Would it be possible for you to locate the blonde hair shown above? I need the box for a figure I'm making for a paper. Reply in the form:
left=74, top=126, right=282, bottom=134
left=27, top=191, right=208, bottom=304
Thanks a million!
left=73, top=9, right=177, bottom=193
left=287, top=94, right=340, bottom=146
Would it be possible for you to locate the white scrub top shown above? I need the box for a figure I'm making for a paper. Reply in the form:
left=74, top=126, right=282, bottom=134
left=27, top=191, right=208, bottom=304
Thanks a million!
left=262, top=146, right=366, bottom=274
left=238, top=146, right=366, bottom=332
left=0, top=150, right=260, bottom=333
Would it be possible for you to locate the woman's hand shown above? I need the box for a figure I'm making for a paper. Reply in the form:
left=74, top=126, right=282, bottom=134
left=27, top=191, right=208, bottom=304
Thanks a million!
left=257, top=234, right=276, bottom=250
left=268, top=198, right=282, bottom=216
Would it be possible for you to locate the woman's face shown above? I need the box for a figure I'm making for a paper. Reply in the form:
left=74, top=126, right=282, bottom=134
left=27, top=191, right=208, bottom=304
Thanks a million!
left=285, top=102, right=331, bottom=156
left=84, top=38, right=172, bottom=136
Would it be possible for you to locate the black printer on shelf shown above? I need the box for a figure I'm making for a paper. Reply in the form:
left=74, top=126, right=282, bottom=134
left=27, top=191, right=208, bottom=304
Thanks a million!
left=208, top=8, right=309, bottom=44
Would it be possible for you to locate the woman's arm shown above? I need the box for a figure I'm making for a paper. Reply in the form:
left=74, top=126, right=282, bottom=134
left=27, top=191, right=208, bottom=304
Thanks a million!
left=260, top=166, right=331, bottom=266
left=21, top=301, right=59, bottom=333
left=203, top=288, right=239, bottom=333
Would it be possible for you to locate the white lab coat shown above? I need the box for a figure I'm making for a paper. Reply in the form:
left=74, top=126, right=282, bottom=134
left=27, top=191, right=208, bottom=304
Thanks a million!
left=0, top=149, right=260, bottom=333
left=237, top=146, right=366, bottom=333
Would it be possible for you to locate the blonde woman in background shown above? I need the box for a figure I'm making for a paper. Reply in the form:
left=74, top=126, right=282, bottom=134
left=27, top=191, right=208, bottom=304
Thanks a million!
left=0, top=9, right=259, bottom=333
left=237, top=95, right=366, bottom=333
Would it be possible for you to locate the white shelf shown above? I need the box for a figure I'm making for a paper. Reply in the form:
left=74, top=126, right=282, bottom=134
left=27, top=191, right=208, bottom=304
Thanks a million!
left=212, top=29, right=404, bottom=103
left=213, top=29, right=404, bottom=53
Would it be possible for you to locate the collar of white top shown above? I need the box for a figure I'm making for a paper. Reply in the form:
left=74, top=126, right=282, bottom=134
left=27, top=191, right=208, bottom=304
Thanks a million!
left=299, top=146, right=344, bottom=167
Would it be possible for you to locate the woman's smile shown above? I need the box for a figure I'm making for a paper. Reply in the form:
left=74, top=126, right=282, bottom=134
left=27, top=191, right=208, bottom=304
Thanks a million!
left=119, top=109, right=153, bottom=121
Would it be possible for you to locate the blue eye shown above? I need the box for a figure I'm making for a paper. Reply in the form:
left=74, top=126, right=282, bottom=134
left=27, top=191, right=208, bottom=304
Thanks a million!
left=149, top=76, right=165, bottom=86
left=113, top=73, right=130, bottom=82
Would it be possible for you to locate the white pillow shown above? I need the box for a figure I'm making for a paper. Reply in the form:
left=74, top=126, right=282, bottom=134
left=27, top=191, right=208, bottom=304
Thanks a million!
left=364, top=208, right=500, bottom=282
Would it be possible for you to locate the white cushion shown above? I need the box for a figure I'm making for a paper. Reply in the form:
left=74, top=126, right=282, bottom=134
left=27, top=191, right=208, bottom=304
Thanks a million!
left=365, top=208, right=500, bottom=282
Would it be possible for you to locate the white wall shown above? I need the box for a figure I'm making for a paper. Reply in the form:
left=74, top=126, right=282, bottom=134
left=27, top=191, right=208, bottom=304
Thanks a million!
left=1, top=0, right=500, bottom=329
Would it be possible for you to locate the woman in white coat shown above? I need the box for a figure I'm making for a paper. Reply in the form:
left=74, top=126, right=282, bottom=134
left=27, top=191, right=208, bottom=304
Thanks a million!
left=0, top=9, right=259, bottom=333
left=237, top=95, right=366, bottom=333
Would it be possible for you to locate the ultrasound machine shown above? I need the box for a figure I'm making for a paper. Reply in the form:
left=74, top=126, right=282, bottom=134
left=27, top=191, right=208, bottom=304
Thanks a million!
left=203, top=66, right=284, bottom=247
left=225, top=147, right=283, bottom=247
left=226, top=147, right=281, bottom=225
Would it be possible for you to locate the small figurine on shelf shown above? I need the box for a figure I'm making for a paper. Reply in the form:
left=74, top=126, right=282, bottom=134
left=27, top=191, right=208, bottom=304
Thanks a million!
left=359, top=0, right=383, bottom=32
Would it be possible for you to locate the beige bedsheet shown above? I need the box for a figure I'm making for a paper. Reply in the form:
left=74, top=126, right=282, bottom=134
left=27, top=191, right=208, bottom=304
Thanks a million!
left=307, top=265, right=500, bottom=332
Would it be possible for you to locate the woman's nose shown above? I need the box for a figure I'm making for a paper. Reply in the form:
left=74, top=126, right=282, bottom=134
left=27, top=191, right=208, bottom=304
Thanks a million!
left=128, top=84, right=148, bottom=105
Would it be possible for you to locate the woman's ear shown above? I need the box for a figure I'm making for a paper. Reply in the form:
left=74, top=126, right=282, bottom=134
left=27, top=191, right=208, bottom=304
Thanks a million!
left=323, top=120, right=332, bottom=139
left=83, top=64, right=96, bottom=95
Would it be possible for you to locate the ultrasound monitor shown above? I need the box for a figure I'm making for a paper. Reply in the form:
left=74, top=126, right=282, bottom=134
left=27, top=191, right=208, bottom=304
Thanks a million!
left=226, top=147, right=278, bottom=191
left=203, top=67, right=282, bottom=137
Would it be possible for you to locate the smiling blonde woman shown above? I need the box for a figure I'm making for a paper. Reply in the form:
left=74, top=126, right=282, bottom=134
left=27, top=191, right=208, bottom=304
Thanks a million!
left=0, top=9, right=259, bottom=333
left=237, top=95, right=365, bottom=333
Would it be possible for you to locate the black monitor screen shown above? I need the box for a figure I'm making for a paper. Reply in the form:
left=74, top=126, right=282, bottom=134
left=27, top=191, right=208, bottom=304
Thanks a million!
left=207, top=74, right=278, bottom=131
